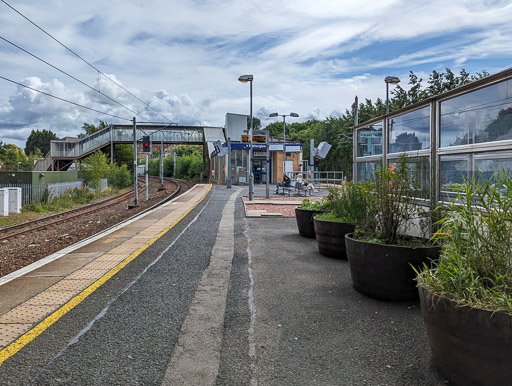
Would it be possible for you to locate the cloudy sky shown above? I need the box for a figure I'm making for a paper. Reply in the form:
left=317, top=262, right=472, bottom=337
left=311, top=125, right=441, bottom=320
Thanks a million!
left=1, top=0, right=512, bottom=149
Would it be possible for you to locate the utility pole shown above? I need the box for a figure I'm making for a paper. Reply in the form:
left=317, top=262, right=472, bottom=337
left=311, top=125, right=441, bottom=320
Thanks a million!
left=227, top=137, right=232, bottom=189
left=145, top=154, right=149, bottom=201
left=160, top=138, right=164, bottom=187
left=133, top=117, right=138, bottom=205
left=310, top=138, right=315, bottom=184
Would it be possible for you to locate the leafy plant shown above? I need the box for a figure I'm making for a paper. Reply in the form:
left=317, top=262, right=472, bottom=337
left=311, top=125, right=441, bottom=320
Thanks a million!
left=299, top=198, right=326, bottom=210
left=321, top=182, right=373, bottom=226
left=107, top=163, right=132, bottom=190
left=81, top=151, right=110, bottom=193
left=354, top=153, right=432, bottom=245
left=416, top=170, right=512, bottom=312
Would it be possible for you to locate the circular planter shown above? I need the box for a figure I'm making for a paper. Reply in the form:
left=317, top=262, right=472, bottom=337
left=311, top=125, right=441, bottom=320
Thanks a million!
left=345, top=233, right=440, bottom=300
left=313, top=217, right=354, bottom=259
left=419, top=286, right=512, bottom=385
left=295, top=207, right=326, bottom=238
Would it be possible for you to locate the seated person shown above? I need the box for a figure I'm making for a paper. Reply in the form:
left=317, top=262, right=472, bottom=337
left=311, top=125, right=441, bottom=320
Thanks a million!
left=296, top=174, right=317, bottom=195
left=275, top=174, right=291, bottom=193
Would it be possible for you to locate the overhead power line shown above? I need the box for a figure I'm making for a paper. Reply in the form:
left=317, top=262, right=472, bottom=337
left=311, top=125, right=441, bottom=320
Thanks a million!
left=1, top=0, right=175, bottom=124
left=0, top=75, right=132, bottom=122
left=0, top=35, right=151, bottom=123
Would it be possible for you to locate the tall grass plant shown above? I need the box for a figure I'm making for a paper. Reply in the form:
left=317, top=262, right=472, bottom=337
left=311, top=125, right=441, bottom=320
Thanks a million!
left=416, top=171, right=512, bottom=312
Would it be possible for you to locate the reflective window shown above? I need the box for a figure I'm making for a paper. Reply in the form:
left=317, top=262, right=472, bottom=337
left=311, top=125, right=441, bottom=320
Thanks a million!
left=439, top=155, right=469, bottom=196
left=388, top=156, right=430, bottom=199
left=388, top=106, right=430, bottom=153
left=474, top=151, right=512, bottom=182
left=439, top=151, right=512, bottom=201
left=357, top=122, right=383, bottom=157
left=440, top=79, right=512, bottom=147
left=356, top=161, right=381, bottom=182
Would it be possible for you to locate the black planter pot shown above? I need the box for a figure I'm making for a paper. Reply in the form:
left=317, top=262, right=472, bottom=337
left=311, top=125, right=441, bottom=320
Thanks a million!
left=295, top=207, right=326, bottom=238
left=313, top=217, right=355, bottom=259
left=419, top=286, right=512, bottom=385
left=345, top=233, right=440, bottom=300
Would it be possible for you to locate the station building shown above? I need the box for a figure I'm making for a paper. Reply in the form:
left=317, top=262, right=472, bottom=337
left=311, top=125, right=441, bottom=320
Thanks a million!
left=353, top=66, right=512, bottom=206
left=210, top=113, right=303, bottom=185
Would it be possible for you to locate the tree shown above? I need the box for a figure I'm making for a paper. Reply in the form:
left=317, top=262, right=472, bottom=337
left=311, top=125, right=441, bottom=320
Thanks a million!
left=247, top=116, right=262, bottom=130
left=0, top=144, right=30, bottom=171
left=113, top=144, right=134, bottom=169
left=24, top=129, right=59, bottom=156
left=79, top=120, right=109, bottom=138
left=81, top=151, right=110, bottom=193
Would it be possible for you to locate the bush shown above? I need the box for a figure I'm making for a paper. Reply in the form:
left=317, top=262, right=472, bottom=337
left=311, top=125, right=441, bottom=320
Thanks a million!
left=81, top=151, right=110, bottom=193
left=107, top=164, right=132, bottom=189
left=354, top=153, right=431, bottom=245
left=417, top=170, right=512, bottom=312
left=299, top=198, right=327, bottom=210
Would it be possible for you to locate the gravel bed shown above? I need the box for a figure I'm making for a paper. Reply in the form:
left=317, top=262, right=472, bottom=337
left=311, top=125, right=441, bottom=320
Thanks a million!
left=0, top=180, right=189, bottom=278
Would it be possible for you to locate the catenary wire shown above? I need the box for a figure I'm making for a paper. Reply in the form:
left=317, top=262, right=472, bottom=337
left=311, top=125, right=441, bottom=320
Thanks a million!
left=1, top=0, right=174, bottom=124
left=0, top=75, right=132, bottom=122
left=0, top=35, right=151, bottom=123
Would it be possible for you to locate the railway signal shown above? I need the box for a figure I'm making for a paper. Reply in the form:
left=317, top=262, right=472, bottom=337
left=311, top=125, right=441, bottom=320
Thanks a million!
left=142, top=136, right=151, bottom=153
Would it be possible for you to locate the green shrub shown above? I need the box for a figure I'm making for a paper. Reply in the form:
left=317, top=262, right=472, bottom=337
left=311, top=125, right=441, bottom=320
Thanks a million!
left=81, top=151, right=110, bottom=193
left=107, top=163, right=132, bottom=189
left=299, top=198, right=326, bottom=210
left=354, top=153, right=432, bottom=245
left=416, top=170, right=512, bottom=312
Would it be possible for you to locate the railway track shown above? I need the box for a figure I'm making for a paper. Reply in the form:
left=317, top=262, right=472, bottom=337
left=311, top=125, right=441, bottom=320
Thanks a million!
left=0, top=177, right=192, bottom=243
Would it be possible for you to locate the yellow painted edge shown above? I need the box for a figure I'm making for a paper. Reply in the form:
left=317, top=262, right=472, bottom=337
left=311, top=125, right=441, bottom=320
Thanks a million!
left=0, top=184, right=212, bottom=366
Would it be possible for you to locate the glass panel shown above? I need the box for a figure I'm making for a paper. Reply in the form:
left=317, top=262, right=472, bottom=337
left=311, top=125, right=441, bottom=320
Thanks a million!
left=474, top=151, right=512, bottom=183
left=388, top=106, right=430, bottom=153
left=440, top=151, right=512, bottom=201
left=439, top=155, right=469, bottom=199
left=356, top=161, right=381, bottom=182
left=440, top=79, right=512, bottom=147
left=357, top=122, right=383, bottom=157
left=388, top=156, right=430, bottom=199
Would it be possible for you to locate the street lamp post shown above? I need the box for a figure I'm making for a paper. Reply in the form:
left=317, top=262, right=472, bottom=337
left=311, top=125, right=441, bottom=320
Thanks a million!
left=385, top=76, right=400, bottom=114
left=269, top=112, right=299, bottom=179
left=238, top=74, right=254, bottom=201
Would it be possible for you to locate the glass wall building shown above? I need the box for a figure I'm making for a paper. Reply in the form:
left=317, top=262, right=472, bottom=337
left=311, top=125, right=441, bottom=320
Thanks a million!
left=353, top=67, right=512, bottom=205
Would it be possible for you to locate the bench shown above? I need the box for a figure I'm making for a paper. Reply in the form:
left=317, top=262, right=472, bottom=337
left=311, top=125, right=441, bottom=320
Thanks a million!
left=276, top=185, right=294, bottom=196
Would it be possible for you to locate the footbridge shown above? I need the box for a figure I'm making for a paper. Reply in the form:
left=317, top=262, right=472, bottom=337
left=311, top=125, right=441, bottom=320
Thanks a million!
left=33, top=124, right=225, bottom=171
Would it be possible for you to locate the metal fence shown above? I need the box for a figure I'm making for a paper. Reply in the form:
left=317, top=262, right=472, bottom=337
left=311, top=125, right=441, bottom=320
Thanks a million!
left=289, top=170, right=345, bottom=189
left=0, top=179, right=107, bottom=206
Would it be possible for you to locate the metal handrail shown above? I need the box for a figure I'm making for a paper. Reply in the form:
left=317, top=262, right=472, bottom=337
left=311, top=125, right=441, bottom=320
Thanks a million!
left=288, top=170, right=345, bottom=189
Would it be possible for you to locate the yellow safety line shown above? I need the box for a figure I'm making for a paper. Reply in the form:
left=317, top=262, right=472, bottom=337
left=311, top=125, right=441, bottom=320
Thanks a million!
left=0, top=184, right=212, bottom=366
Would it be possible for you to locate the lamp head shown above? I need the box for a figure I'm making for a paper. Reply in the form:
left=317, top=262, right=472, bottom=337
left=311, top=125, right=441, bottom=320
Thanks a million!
left=290, top=113, right=299, bottom=117
left=238, top=74, right=254, bottom=83
left=269, top=113, right=278, bottom=117
left=385, top=76, right=400, bottom=84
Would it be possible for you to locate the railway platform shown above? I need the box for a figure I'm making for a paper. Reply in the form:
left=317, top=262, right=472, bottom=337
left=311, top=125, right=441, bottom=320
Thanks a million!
left=0, top=183, right=446, bottom=385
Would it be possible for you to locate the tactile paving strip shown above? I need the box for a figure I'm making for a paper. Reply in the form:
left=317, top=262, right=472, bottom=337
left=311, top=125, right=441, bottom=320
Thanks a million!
left=23, top=291, right=75, bottom=307
left=65, top=269, right=106, bottom=281
left=49, top=279, right=93, bottom=292
left=0, top=324, right=33, bottom=347
left=0, top=305, right=55, bottom=324
left=81, top=260, right=120, bottom=271
left=94, top=254, right=127, bottom=263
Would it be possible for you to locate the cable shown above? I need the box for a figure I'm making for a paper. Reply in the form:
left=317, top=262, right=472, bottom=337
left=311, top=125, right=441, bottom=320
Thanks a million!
left=0, top=75, right=132, bottom=121
left=0, top=35, right=151, bottom=122
left=1, top=0, right=174, bottom=124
